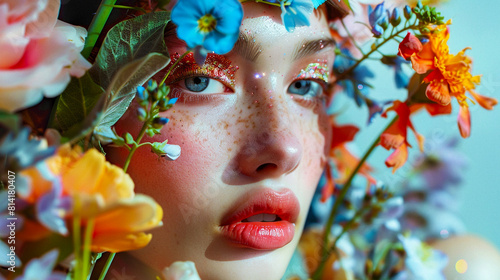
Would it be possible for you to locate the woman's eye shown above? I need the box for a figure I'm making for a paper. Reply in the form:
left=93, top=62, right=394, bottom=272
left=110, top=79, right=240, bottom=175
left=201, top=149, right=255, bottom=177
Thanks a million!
left=287, top=80, right=324, bottom=98
left=183, top=76, right=228, bottom=94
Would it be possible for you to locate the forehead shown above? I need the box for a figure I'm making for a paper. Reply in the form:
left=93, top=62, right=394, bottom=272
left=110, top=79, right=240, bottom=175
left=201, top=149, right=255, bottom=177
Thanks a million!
left=239, top=3, right=332, bottom=48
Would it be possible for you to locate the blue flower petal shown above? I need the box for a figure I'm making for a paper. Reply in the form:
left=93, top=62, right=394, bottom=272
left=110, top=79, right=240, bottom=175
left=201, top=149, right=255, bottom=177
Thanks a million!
left=281, top=0, right=313, bottom=32
left=312, top=0, right=327, bottom=9
left=204, top=31, right=239, bottom=54
left=175, top=22, right=205, bottom=48
left=213, top=0, right=243, bottom=34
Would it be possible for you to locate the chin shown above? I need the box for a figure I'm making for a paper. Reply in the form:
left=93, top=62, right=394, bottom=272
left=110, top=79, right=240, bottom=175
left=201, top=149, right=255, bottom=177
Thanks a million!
left=198, top=250, right=294, bottom=280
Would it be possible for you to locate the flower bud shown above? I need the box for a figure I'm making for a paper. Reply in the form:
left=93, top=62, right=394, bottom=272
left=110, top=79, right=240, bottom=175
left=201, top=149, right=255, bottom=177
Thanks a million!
left=151, top=141, right=181, bottom=161
left=152, top=117, right=169, bottom=129
left=137, top=86, right=148, bottom=101
left=404, top=5, right=412, bottom=20
left=379, top=13, right=389, bottom=30
left=137, top=107, right=147, bottom=121
left=390, top=8, right=401, bottom=26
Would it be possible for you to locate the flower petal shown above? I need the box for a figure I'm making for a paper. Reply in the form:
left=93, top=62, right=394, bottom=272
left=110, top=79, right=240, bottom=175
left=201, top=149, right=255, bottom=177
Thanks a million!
left=469, top=90, right=498, bottom=110
left=91, top=232, right=152, bottom=253
left=425, top=78, right=451, bottom=106
left=457, top=106, right=471, bottom=138
left=93, top=194, right=163, bottom=233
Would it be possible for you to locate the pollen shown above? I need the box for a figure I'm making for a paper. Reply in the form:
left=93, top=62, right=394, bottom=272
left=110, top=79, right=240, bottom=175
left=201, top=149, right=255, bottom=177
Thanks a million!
left=198, top=14, right=217, bottom=33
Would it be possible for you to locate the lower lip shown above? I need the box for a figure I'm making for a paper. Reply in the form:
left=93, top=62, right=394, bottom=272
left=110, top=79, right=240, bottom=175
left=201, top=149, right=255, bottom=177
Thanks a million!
left=220, top=221, right=295, bottom=250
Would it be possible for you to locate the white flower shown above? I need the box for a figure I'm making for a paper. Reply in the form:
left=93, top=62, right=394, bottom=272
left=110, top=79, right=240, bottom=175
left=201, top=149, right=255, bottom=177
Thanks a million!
left=162, top=261, right=201, bottom=280
left=396, top=234, right=448, bottom=280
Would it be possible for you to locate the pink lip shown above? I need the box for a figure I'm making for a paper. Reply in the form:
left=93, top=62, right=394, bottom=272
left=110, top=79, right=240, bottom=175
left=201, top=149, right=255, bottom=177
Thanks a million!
left=220, top=188, right=300, bottom=250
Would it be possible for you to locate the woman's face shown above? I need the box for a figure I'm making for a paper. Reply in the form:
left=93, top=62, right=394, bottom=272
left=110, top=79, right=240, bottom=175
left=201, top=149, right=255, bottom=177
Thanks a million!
left=107, top=3, right=335, bottom=279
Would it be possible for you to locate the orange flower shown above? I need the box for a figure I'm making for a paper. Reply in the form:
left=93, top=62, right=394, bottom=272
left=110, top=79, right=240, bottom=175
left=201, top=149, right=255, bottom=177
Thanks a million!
left=400, top=26, right=497, bottom=137
left=21, top=145, right=163, bottom=252
left=380, top=101, right=424, bottom=173
left=380, top=100, right=452, bottom=172
left=322, top=119, right=375, bottom=202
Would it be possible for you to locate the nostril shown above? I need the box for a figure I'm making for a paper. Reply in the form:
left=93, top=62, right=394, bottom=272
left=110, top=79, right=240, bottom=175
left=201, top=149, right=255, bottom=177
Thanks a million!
left=256, top=163, right=278, bottom=173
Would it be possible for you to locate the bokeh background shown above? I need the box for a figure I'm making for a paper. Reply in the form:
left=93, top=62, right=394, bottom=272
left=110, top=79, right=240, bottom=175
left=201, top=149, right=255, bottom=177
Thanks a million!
left=337, top=0, right=500, bottom=249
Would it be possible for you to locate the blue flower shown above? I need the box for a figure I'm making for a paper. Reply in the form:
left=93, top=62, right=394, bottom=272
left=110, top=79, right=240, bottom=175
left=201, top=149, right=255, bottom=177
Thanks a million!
left=395, top=235, right=448, bottom=280
left=366, top=98, right=392, bottom=124
left=381, top=55, right=410, bottom=89
left=171, top=0, right=243, bottom=59
left=333, top=48, right=375, bottom=107
left=15, top=250, right=66, bottom=280
left=280, top=0, right=314, bottom=32
left=0, top=127, right=55, bottom=176
left=311, top=0, right=327, bottom=9
left=34, top=164, right=71, bottom=236
left=368, top=2, right=388, bottom=37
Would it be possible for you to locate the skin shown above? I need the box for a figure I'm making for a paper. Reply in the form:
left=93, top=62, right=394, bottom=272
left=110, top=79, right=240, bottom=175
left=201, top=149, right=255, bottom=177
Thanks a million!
left=106, top=3, right=335, bottom=280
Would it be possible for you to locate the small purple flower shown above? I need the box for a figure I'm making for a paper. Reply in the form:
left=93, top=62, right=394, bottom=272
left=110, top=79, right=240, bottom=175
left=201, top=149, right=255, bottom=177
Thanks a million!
left=34, top=163, right=71, bottom=235
left=414, top=137, right=467, bottom=189
left=280, top=0, right=314, bottom=32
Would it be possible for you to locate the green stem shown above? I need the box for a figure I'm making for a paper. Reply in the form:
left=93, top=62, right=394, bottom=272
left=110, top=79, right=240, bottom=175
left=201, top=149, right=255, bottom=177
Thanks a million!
left=72, top=198, right=82, bottom=278
left=312, top=207, right=368, bottom=280
left=313, top=115, right=399, bottom=279
left=336, top=25, right=416, bottom=82
left=341, top=19, right=365, bottom=56
left=97, top=253, right=116, bottom=280
left=81, top=218, right=95, bottom=280
left=122, top=121, right=148, bottom=172
left=159, top=51, right=190, bottom=87
left=82, top=0, right=118, bottom=58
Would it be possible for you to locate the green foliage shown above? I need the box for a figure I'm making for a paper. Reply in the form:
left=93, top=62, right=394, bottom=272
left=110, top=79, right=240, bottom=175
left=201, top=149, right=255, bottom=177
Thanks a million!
left=89, top=11, right=171, bottom=90
left=0, top=110, right=20, bottom=135
left=413, top=2, right=445, bottom=26
left=93, top=52, right=170, bottom=132
left=52, top=73, right=104, bottom=134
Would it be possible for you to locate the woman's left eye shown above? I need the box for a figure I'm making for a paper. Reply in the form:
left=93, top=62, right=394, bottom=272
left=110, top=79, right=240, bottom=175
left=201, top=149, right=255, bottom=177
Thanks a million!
left=287, top=80, right=324, bottom=98
left=182, top=76, right=229, bottom=94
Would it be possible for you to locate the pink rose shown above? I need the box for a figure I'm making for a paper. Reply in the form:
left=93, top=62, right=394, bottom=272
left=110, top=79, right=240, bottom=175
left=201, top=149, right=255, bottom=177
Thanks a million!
left=0, top=0, right=91, bottom=112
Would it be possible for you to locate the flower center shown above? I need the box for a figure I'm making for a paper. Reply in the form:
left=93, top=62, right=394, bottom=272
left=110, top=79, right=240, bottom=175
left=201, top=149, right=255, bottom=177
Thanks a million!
left=198, top=14, right=217, bottom=33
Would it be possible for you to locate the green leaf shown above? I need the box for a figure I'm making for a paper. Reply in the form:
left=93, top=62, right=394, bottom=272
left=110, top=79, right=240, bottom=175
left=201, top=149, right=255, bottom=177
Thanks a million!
left=0, top=110, right=20, bottom=135
left=53, top=73, right=104, bottom=132
left=89, top=11, right=171, bottom=90
left=94, top=52, right=171, bottom=131
left=372, top=239, right=394, bottom=273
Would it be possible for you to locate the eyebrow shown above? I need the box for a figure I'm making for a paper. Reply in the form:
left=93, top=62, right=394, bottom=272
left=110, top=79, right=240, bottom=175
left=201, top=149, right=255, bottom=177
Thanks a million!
left=232, top=32, right=263, bottom=62
left=292, top=37, right=337, bottom=60
left=232, top=32, right=336, bottom=63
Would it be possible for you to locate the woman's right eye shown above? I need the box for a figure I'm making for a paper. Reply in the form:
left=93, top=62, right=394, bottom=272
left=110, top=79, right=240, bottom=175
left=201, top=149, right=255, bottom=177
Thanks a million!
left=182, top=76, right=229, bottom=94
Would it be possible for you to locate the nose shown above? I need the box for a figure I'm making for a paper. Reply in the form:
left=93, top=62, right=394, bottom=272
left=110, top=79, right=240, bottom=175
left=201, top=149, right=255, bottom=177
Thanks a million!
left=232, top=87, right=303, bottom=181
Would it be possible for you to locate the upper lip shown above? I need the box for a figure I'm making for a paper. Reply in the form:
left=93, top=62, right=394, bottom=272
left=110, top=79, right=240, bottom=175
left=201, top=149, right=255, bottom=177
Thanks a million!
left=220, top=188, right=300, bottom=226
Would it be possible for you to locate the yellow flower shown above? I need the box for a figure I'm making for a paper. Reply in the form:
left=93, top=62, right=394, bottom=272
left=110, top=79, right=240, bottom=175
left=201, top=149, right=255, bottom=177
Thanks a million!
left=21, top=145, right=163, bottom=252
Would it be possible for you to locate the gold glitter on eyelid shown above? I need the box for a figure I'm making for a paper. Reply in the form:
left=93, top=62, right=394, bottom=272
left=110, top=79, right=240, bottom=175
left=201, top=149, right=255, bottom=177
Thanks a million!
left=296, top=63, right=330, bottom=83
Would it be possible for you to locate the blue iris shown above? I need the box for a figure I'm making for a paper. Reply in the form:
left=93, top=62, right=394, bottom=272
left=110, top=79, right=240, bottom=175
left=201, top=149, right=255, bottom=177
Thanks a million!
left=171, top=0, right=243, bottom=55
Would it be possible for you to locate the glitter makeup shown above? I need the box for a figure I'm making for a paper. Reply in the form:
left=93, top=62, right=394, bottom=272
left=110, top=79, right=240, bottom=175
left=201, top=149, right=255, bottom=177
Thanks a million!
left=296, top=63, right=330, bottom=83
left=165, top=52, right=239, bottom=88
